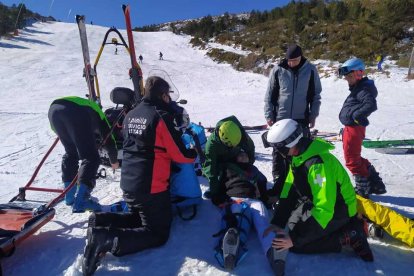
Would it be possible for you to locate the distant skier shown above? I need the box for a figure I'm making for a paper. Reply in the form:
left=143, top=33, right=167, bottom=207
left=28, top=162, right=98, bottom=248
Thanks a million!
left=115, top=48, right=118, bottom=55
left=159, top=51, right=163, bottom=60
left=264, top=119, right=374, bottom=264
left=338, top=58, right=386, bottom=198
left=139, top=54, right=143, bottom=64
left=376, top=54, right=384, bottom=71
left=48, top=96, right=119, bottom=213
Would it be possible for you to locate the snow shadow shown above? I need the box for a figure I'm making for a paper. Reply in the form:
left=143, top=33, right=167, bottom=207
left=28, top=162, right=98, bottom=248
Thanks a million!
left=1, top=220, right=86, bottom=276
left=372, top=195, right=414, bottom=209
left=0, top=41, right=29, bottom=49
left=23, top=28, right=53, bottom=35
left=255, top=152, right=272, bottom=162
left=10, top=36, right=52, bottom=46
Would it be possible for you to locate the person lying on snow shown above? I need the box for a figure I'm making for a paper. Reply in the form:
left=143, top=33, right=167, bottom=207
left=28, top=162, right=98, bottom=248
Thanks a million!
left=202, top=116, right=281, bottom=273
left=211, top=150, right=282, bottom=273
left=48, top=96, right=119, bottom=213
left=263, top=119, right=374, bottom=270
left=81, top=76, right=197, bottom=275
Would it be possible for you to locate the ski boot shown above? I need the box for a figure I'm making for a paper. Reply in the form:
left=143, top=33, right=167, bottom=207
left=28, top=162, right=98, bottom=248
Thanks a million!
left=340, top=218, right=374, bottom=262
left=222, top=228, right=240, bottom=270
left=63, top=181, right=76, bottom=206
left=354, top=175, right=370, bottom=198
left=367, top=165, right=387, bottom=195
left=73, top=184, right=102, bottom=213
left=266, top=246, right=286, bottom=276
left=82, top=227, right=118, bottom=276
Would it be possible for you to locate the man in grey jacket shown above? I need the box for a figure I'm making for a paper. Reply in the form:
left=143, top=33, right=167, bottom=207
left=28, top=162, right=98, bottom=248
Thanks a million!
left=264, top=44, right=322, bottom=196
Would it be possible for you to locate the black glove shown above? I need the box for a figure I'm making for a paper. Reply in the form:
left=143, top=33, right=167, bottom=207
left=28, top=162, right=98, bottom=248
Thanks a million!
left=211, top=193, right=231, bottom=206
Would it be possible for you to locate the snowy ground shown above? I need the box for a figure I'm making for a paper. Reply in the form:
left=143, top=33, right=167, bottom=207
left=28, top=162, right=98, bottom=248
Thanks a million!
left=1, top=21, right=414, bottom=276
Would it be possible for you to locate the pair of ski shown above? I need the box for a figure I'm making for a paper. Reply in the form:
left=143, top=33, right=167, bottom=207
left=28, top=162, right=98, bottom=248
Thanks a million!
left=363, top=140, right=414, bottom=154
left=75, top=5, right=143, bottom=105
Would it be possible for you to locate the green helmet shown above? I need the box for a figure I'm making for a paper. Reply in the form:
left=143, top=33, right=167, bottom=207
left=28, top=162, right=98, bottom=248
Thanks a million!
left=218, top=121, right=242, bottom=147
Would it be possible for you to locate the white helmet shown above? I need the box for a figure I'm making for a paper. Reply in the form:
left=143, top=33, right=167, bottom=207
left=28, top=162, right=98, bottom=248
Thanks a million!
left=267, top=119, right=303, bottom=149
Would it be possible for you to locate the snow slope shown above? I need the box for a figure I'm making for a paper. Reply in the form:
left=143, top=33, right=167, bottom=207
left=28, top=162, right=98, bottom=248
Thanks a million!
left=1, top=21, right=414, bottom=276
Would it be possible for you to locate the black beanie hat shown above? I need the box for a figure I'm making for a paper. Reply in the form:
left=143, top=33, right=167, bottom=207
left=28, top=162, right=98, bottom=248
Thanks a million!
left=286, top=44, right=302, bottom=59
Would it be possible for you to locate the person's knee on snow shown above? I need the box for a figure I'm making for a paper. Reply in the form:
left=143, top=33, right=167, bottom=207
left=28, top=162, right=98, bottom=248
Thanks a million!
left=339, top=217, right=374, bottom=262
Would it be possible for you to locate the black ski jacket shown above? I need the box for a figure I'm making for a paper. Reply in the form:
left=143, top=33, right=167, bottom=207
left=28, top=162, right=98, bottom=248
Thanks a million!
left=339, top=77, right=378, bottom=127
left=120, top=98, right=196, bottom=198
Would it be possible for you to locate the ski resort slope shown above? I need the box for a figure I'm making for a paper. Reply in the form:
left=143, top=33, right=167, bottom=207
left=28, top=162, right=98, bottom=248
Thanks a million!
left=1, top=21, right=414, bottom=275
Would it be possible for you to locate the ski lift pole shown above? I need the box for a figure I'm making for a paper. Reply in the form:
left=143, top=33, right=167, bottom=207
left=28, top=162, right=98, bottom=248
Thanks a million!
left=13, top=3, right=25, bottom=35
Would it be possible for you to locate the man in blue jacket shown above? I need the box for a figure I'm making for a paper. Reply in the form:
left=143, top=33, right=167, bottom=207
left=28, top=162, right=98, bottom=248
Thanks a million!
left=264, top=44, right=322, bottom=196
left=338, top=58, right=386, bottom=198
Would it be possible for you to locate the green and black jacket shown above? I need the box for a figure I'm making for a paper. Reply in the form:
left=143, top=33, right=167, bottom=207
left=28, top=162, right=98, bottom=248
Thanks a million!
left=202, top=116, right=255, bottom=204
left=272, top=138, right=357, bottom=234
left=51, top=96, right=118, bottom=164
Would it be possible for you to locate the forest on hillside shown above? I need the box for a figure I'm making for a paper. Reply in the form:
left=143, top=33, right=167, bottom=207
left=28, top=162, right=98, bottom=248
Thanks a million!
left=138, top=0, right=414, bottom=73
left=0, top=2, right=54, bottom=37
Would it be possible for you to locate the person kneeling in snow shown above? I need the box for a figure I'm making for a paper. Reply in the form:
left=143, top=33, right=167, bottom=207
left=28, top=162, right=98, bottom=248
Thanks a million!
left=81, top=76, right=197, bottom=275
left=263, top=119, right=373, bottom=269
left=48, top=96, right=119, bottom=213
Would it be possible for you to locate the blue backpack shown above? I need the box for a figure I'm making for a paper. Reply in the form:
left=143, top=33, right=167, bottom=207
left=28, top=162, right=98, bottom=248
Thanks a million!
left=170, top=123, right=206, bottom=220
left=181, top=123, right=207, bottom=176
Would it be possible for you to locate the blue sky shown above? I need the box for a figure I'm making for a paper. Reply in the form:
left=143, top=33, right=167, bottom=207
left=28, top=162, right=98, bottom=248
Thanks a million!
left=2, top=0, right=290, bottom=28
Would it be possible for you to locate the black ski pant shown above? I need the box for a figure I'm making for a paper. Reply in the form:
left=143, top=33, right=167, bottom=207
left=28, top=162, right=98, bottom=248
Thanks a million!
left=96, top=191, right=173, bottom=256
left=48, top=102, right=100, bottom=188
left=287, top=201, right=349, bottom=254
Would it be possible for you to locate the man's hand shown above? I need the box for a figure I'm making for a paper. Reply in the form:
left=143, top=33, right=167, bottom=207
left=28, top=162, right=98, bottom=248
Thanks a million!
left=309, top=118, right=316, bottom=129
left=111, top=161, right=120, bottom=170
left=267, top=119, right=274, bottom=127
left=272, top=234, right=293, bottom=251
